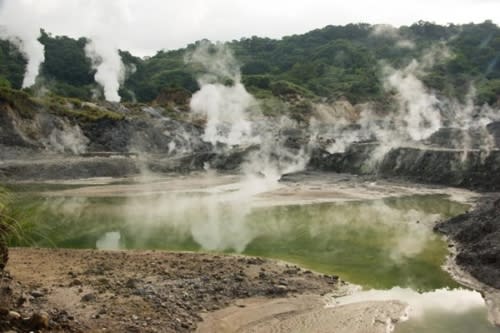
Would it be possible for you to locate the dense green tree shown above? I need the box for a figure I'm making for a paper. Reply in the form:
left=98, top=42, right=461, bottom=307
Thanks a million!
left=0, top=21, right=499, bottom=106
left=477, top=79, right=500, bottom=105
left=0, top=76, right=11, bottom=88
left=38, top=29, right=95, bottom=86
left=0, top=39, right=26, bottom=89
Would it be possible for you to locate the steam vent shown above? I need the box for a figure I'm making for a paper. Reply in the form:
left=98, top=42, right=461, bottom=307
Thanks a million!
left=0, top=1, right=499, bottom=332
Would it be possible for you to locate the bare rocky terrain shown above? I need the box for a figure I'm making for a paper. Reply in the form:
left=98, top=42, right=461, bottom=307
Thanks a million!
left=0, top=248, right=343, bottom=332
left=436, top=195, right=500, bottom=289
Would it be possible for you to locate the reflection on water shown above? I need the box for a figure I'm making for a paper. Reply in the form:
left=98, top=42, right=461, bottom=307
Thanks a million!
left=333, top=287, right=499, bottom=333
left=398, top=307, right=498, bottom=333
left=96, top=231, right=121, bottom=250
left=10, top=184, right=499, bottom=332
left=14, top=192, right=465, bottom=290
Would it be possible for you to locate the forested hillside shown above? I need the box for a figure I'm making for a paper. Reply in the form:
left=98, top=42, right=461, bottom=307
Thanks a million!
left=1, top=21, right=499, bottom=106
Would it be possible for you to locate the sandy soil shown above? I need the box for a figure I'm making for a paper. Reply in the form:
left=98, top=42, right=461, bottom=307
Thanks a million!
left=196, top=296, right=406, bottom=333
left=1, top=248, right=346, bottom=332
left=41, top=171, right=477, bottom=207
left=261, top=172, right=477, bottom=206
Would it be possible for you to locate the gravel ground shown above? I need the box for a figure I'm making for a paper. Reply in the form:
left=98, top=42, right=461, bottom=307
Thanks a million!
left=0, top=248, right=343, bottom=332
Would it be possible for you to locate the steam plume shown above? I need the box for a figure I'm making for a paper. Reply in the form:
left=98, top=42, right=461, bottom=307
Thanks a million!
left=187, top=41, right=315, bottom=180
left=45, top=123, right=89, bottom=155
left=371, top=24, right=415, bottom=49
left=383, top=60, right=442, bottom=141
left=187, top=41, right=259, bottom=147
left=85, top=37, right=125, bottom=102
left=0, top=0, right=45, bottom=87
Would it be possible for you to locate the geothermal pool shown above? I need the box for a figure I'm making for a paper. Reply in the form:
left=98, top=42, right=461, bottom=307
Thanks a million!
left=7, top=173, right=500, bottom=332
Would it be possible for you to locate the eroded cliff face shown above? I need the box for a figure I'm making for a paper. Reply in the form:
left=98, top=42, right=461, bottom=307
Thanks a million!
left=0, top=95, right=266, bottom=179
left=308, top=122, right=500, bottom=191
left=0, top=99, right=209, bottom=155
left=0, top=98, right=192, bottom=178
left=1, top=88, right=500, bottom=191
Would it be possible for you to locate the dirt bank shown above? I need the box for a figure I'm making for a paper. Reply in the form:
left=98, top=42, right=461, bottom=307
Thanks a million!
left=1, top=248, right=343, bottom=332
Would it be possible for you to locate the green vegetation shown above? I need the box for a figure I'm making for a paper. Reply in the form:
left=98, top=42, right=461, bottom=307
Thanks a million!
left=0, top=87, right=43, bottom=117
left=121, top=48, right=199, bottom=102
left=0, top=21, right=499, bottom=107
left=38, top=30, right=94, bottom=87
left=0, top=76, right=12, bottom=89
left=0, top=39, right=26, bottom=89
left=0, top=87, right=123, bottom=122
left=0, top=187, right=9, bottom=270
left=0, top=187, right=25, bottom=271
left=37, top=29, right=96, bottom=100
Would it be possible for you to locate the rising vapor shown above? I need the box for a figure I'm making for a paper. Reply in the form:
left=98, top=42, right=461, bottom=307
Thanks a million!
left=85, top=38, right=125, bottom=102
left=0, top=0, right=127, bottom=101
left=0, top=0, right=45, bottom=88
left=187, top=41, right=258, bottom=146
left=82, top=0, right=129, bottom=102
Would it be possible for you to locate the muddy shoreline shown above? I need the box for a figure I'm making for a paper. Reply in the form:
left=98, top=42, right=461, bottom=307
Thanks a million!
left=443, top=240, right=500, bottom=327
left=436, top=195, right=500, bottom=327
left=435, top=195, right=500, bottom=289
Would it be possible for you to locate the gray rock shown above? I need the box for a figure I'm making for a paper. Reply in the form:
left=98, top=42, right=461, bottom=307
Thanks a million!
left=81, top=293, right=96, bottom=302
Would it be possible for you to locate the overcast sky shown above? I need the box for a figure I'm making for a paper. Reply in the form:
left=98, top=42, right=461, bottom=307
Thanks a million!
left=0, top=0, right=499, bottom=56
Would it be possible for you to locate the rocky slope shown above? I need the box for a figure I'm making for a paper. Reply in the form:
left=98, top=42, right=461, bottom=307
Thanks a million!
left=435, top=196, right=500, bottom=289
left=309, top=140, right=500, bottom=191
left=0, top=89, right=257, bottom=179
left=2, top=87, right=500, bottom=193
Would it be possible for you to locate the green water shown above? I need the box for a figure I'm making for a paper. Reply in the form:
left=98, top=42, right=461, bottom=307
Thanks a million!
left=8, top=184, right=499, bottom=332
left=11, top=191, right=465, bottom=291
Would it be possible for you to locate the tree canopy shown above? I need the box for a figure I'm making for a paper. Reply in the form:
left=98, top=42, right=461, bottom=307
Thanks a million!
left=0, top=21, right=499, bottom=106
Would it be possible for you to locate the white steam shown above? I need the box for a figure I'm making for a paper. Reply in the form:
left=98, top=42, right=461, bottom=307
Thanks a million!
left=188, top=41, right=258, bottom=147
left=309, top=44, right=500, bottom=171
left=85, top=37, right=125, bottom=102
left=383, top=61, right=442, bottom=141
left=45, top=123, right=89, bottom=155
left=187, top=41, right=241, bottom=83
left=18, top=37, right=44, bottom=88
left=190, top=82, right=257, bottom=146
left=0, top=0, right=45, bottom=87
left=381, top=46, right=450, bottom=144
left=439, top=87, right=500, bottom=156
left=82, top=0, right=129, bottom=102
left=371, top=24, right=415, bottom=49
left=308, top=53, right=452, bottom=162
left=187, top=42, right=315, bottom=180
left=0, top=0, right=128, bottom=101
